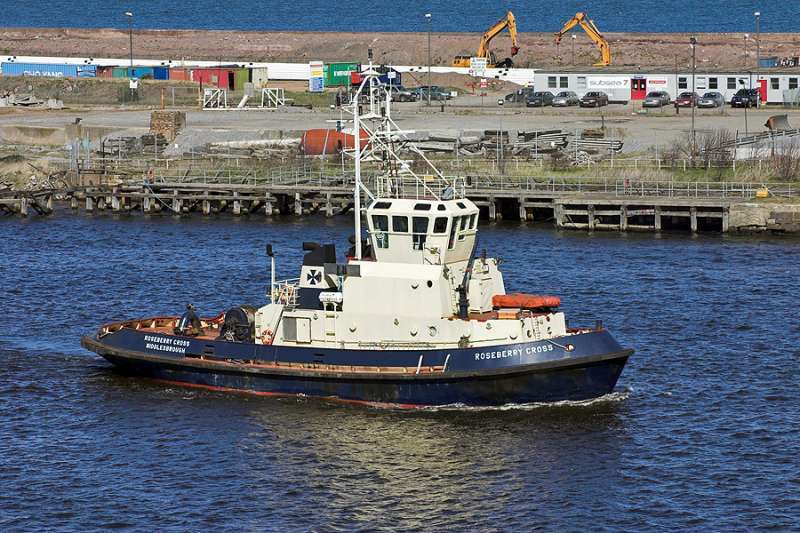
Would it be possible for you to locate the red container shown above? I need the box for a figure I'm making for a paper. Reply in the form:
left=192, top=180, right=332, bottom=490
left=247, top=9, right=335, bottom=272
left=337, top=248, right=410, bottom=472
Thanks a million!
left=169, top=68, right=189, bottom=81
left=96, top=66, right=114, bottom=78
left=301, top=129, right=370, bottom=156
left=190, top=68, right=233, bottom=89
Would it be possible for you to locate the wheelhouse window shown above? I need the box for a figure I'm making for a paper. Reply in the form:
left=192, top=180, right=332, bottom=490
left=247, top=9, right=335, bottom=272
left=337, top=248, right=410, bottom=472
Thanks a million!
left=433, top=216, right=449, bottom=234
left=372, top=214, right=389, bottom=248
left=392, top=216, right=408, bottom=233
left=470, top=213, right=477, bottom=228
left=448, top=216, right=460, bottom=249
left=413, top=203, right=431, bottom=211
left=412, top=216, right=429, bottom=250
left=458, top=215, right=469, bottom=240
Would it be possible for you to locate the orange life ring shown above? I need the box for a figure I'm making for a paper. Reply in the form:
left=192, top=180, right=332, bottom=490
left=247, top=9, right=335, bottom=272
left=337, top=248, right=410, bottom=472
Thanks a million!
left=261, top=328, right=274, bottom=345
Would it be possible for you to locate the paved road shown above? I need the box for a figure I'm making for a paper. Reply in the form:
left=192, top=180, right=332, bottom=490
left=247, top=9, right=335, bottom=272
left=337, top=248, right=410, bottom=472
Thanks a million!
left=1, top=102, right=797, bottom=154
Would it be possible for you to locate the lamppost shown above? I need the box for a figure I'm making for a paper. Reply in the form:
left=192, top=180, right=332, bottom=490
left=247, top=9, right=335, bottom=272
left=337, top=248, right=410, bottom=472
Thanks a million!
left=497, top=99, right=504, bottom=172
left=754, top=12, right=761, bottom=68
left=124, top=12, right=134, bottom=75
left=739, top=79, right=749, bottom=135
left=743, top=33, right=749, bottom=68
left=425, top=13, right=432, bottom=107
left=571, top=34, right=576, bottom=65
left=690, top=36, right=697, bottom=157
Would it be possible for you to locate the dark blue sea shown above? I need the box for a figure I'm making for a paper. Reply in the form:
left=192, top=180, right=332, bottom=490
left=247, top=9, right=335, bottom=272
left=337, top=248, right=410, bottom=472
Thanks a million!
left=1, top=213, right=799, bottom=531
left=0, top=0, right=793, bottom=33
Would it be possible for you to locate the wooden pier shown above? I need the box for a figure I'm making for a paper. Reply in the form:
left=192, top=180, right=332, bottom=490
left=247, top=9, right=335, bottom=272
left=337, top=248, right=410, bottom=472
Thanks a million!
left=2, top=175, right=794, bottom=234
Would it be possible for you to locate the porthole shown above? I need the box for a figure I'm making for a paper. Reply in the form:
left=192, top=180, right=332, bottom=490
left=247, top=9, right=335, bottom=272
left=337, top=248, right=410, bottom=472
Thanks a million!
left=426, top=280, right=433, bottom=288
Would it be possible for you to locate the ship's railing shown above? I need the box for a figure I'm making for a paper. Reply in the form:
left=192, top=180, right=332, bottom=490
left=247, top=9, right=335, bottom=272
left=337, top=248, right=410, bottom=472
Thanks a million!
left=271, top=278, right=300, bottom=307
left=375, top=175, right=466, bottom=200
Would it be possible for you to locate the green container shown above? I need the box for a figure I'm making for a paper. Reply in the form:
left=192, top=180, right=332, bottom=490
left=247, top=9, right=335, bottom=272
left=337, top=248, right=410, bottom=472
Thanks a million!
left=112, top=67, right=128, bottom=78
left=325, top=62, right=359, bottom=87
left=232, top=68, right=249, bottom=91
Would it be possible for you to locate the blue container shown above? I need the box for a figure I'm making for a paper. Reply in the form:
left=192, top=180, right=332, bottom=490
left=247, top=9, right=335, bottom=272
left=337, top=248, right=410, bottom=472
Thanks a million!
left=1, top=62, right=96, bottom=78
left=153, top=67, right=169, bottom=80
left=129, top=67, right=154, bottom=79
left=759, top=57, right=778, bottom=68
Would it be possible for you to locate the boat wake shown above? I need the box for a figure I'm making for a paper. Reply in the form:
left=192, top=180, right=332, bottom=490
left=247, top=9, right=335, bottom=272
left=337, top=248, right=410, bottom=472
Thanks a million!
left=417, top=389, right=631, bottom=412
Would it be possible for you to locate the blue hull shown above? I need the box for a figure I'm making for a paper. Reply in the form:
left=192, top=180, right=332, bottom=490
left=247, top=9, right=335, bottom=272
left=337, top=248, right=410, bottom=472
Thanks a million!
left=81, top=325, right=632, bottom=407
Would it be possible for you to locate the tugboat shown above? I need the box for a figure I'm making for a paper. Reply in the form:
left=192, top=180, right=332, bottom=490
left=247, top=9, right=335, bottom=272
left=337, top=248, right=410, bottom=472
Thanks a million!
left=81, top=60, right=633, bottom=407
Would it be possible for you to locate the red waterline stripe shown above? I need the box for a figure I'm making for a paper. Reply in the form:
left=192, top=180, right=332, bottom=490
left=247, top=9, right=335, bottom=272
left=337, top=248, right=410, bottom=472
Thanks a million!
left=149, top=378, right=425, bottom=410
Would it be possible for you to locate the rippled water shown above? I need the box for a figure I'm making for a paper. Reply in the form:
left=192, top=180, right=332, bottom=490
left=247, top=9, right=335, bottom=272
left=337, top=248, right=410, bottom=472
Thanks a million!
left=1, top=0, right=793, bottom=33
left=1, top=213, right=799, bottom=530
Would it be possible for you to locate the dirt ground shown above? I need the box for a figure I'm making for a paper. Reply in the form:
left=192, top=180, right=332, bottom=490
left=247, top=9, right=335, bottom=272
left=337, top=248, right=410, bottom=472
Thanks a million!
left=2, top=28, right=800, bottom=70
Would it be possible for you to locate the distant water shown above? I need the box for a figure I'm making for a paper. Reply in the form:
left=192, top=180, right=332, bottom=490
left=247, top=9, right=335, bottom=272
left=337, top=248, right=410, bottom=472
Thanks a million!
left=0, top=0, right=794, bottom=33
left=1, top=212, right=800, bottom=530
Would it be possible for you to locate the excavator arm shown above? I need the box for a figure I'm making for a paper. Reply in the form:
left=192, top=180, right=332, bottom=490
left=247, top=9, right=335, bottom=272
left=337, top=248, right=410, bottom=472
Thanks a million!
left=454, top=11, right=520, bottom=68
left=554, top=12, right=612, bottom=66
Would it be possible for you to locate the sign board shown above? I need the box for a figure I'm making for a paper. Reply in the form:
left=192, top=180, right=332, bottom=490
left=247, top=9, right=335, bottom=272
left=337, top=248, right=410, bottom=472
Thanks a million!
left=387, top=71, right=397, bottom=79
left=586, top=77, right=630, bottom=90
left=480, top=78, right=488, bottom=89
left=308, top=61, right=325, bottom=93
left=648, top=77, right=669, bottom=86
left=470, top=57, right=488, bottom=77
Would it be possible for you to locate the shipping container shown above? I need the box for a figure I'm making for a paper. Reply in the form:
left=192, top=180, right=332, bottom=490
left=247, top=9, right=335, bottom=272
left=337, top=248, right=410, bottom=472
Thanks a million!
left=130, top=67, right=154, bottom=79
left=759, top=57, right=779, bottom=69
left=112, top=67, right=128, bottom=78
left=251, top=67, right=269, bottom=88
left=190, top=68, right=232, bottom=89
left=325, top=62, right=360, bottom=87
left=1, top=62, right=96, bottom=78
left=169, top=68, right=190, bottom=81
left=301, top=129, right=369, bottom=156
left=97, top=66, right=114, bottom=78
left=153, top=67, right=169, bottom=80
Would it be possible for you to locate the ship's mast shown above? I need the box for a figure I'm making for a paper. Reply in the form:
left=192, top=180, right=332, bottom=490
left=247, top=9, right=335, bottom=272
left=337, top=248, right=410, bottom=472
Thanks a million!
left=353, top=90, right=363, bottom=260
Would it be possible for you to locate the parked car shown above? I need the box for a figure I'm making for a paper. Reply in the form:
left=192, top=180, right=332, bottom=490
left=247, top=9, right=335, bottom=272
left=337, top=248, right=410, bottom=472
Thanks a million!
left=675, top=91, right=700, bottom=107
left=389, top=85, right=418, bottom=102
left=552, top=90, right=580, bottom=107
left=414, top=85, right=453, bottom=101
left=697, top=91, right=725, bottom=108
left=504, top=87, right=535, bottom=104
left=579, top=91, right=609, bottom=107
left=730, top=88, right=760, bottom=108
left=642, top=91, right=671, bottom=107
left=526, top=91, right=555, bottom=107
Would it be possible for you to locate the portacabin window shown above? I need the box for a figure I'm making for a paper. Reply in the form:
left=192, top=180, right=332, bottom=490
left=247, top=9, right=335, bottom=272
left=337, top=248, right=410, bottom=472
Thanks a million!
left=790, top=78, right=798, bottom=90
left=771, top=77, right=780, bottom=90
left=727, top=77, right=737, bottom=89
left=412, top=216, right=428, bottom=250
left=560, top=76, right=568, bottom=88
left=678, top=77, right=688, bottom=89
left=548, top=76, right=557, bottom=88
left=709, top=77, right=718, bottom=89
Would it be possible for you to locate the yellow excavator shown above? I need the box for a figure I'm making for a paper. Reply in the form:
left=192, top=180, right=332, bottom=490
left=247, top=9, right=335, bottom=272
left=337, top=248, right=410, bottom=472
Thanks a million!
left=453, top=11, right=520, bottom=68
left=554, top=12, right=612, bottom=66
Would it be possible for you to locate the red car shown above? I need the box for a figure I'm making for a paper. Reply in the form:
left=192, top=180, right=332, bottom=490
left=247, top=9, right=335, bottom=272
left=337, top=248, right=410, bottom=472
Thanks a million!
left=675, top=91, right=700, bottom=107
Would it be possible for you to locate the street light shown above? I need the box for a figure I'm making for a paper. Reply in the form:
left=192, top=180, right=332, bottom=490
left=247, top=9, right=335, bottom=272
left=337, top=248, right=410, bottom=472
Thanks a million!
left=739, top=79, right=749, bottom=135
left=571, top=34, right=576, bottom=65
left=497, top=99, right=504, bottom=172
left=690, top=36, right=697, bottom=157
left=743, top=33, right=749, bottom=67
left=124, top=12, right=134, bottom=75
left=754, top=12, right=761, bottom=68
left=425, top=13, right=432, bottom=107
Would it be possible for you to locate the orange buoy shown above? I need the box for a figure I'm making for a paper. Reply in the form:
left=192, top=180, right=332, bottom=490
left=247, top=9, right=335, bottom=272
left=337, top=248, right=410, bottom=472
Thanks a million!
left=300, top=129, right=370, bottom=156
left=492, top=293, right=561, bottom=309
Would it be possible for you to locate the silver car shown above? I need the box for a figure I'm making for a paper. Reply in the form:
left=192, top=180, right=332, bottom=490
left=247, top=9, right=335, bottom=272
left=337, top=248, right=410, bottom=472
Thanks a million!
left=552, top=90, right=580, bottom=107
left=642, top=91, right=670, bottom=107
left=697, top=91, right=724, bottom=108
